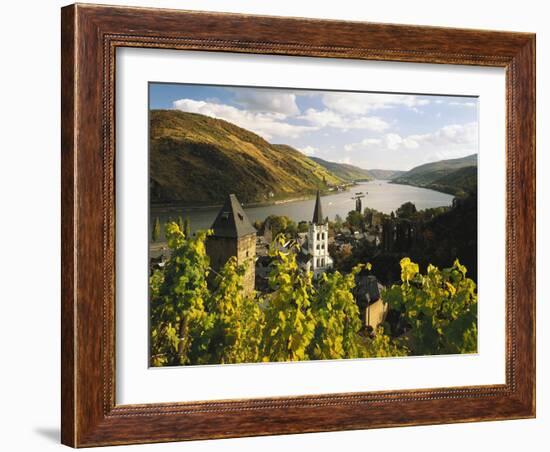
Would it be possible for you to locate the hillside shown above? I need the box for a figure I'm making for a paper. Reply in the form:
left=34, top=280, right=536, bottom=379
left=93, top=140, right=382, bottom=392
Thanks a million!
left=428, top=166, right=478, bottom=196
left=310, top=157, right=403, bottom=181
left=392, top=154, right=477, bottom=193
left=310, top=156, right=372, bottom=182
left=366, top=169, right=405, bottom=180
left=149, top=110, right=342, bottom=205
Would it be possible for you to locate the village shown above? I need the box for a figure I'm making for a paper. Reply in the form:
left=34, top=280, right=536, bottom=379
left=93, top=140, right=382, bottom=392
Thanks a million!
left=149, top=189, right=434, bottom=335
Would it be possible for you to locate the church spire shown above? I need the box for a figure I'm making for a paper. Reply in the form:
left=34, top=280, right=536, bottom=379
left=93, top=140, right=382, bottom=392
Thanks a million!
left=312, top=190, right=325, bottom=225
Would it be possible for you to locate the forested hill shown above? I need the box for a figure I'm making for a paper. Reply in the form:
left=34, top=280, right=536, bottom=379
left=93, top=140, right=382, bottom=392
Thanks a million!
left=310, top=157, right=372, bottom=182
left=149, top=110, right=342, bottom=205
left=392, top=154, right=477, bottom=196
left=429, top=166, right=478, bottom=196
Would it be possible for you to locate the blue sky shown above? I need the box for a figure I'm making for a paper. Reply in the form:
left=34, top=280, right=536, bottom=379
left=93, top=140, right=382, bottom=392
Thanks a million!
left=150, top=83, right=478, bottom=171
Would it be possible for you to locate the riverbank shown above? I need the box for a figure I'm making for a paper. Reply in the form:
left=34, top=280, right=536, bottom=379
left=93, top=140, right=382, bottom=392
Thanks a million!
left=148, top=181, right=455, bottom=238
left=150, top=184, right=356, bottom=214
left=390, top=180, right=473, bottom=197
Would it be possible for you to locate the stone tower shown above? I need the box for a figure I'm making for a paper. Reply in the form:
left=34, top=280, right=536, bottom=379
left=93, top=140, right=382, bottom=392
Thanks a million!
left=206, top=194, right=257, bottom=293
left=307, top=191, right=333, bottom=277
left=355, top=197, right=362, bottom=213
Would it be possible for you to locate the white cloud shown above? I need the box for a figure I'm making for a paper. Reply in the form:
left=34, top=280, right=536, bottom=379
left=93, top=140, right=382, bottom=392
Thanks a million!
left=296, top=92, right=425, bottom=136
left=299, top=108, right=389, bottom=132
left=344, top=122, right=477, bottom=153
left=350, top=138, right=381, bottom=148
left=300, top=145, right=317, bottom=156
left=230, top=89, right=300, bottom=116
left=384, top=133, right=403, bottom=150
left=385, top=133, right=420, bottom=150
left=448, top=101, right=477, bottom=108
left=345, top=134, right=418, bottom=152
left=408, top=122, right=478, bottom=146
left=172, top=99, right=316, bottom=140
left=299, top=108, right=341, bottom=127
left=321, top=92, right=430, bottom=115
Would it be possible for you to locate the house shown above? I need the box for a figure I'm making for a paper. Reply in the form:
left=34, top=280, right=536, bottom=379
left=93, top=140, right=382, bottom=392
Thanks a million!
left=365, top=233, right=380, bottom=246
left=353, top=231, right=365, bottom=241
left=354, top=272, right=388, bottom=331
left=262, top=216, right=274, bottom=243
left=340, top=227, right=352, bottom=237
left=149, top=253, right=168, bottom=274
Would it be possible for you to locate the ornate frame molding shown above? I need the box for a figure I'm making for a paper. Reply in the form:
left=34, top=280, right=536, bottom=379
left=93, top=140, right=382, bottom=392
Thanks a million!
left=61, top=4, right=535, bottom=447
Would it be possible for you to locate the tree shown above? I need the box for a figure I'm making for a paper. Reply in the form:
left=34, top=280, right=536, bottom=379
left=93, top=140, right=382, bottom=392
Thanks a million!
left=346, top=210, right=364, bottom=231
left=263, top=215, right=298, bottom=238
left=262, top=235, right=316, bottom=362
left=383, top=257, right=477, bottom=355
left=363, top=207, right=385, bottom=229
left=297, top=221, right=309, bottom=233
left=183, top=217, right=191, bottom=237
left=150, top=227, right=386, bottom=366
left=175, top=216, right=191, bottom=237
left=396, top=201, right=417, bottom=219
left=285, top=221, right=298, bottom=237
left=409, top=193, right=478, bottom=282
left=152, top=217, right=161, bottom=242
left=206, top=257, right=264, bottom=364
left=330, top=243, right=353, bottom=271
left=362, top=326, right=408, bottom=358
left=308, top=265, right=366, bottom=360
left=177, top=216, right=185, bottom=235
left=149, top=222, right=213, bottom=366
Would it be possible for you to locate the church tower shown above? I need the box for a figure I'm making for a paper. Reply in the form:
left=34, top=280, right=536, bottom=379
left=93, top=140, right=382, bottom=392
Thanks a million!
left=307, top=191, right=333, bottom=277
left=206, top=194, right=257, bottom=293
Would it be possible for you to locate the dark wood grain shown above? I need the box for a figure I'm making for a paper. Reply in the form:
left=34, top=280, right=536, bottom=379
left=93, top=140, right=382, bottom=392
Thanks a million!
left=60, top=5, right=76, bottom=447
left=61, top=3, right=536, bottom=447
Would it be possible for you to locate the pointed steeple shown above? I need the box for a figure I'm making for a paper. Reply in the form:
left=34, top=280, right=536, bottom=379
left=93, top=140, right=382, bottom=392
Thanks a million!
left=312, top=190, right=326, bottom=225
left=210, top=194, right=256, bottom=238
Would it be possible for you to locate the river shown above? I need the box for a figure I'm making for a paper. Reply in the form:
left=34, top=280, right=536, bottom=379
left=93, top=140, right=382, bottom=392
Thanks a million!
left=150, top=181, right=454, bottom=237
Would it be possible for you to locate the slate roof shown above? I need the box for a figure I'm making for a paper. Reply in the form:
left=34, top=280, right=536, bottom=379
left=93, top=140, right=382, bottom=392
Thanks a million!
left=210, top=194, right=257, bottom=238
left=354, top=273, right=383, bottom=308
left=312, top=190, right=326, bottom=225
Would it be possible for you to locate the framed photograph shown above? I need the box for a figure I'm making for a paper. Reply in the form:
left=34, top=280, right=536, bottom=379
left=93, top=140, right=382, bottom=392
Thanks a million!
left=61, top=3, right=536, bottom=447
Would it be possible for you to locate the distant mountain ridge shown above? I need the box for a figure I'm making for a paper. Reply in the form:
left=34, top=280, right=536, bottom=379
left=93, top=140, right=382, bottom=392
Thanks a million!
left=366, top=169, right=405, bottom=180
left=310, top=157, right=404, bottom=182
left=392, top=154, right=477, bottom=196
left=310, top=157, right=372, bottom=182
left=150, top=109, right=475, bottom=205
left=149, top=110, right=342, bottom=205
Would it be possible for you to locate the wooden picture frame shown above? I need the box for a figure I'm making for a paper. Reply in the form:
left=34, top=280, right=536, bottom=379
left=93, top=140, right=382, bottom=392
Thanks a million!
left=61, top=3, right=535, bottom=447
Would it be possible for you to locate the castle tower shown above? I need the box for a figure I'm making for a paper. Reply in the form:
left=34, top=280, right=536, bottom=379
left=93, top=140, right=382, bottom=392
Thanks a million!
left=206, top=194, right=257, bottom=293
left=307, top=191, right=333, bottom=277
